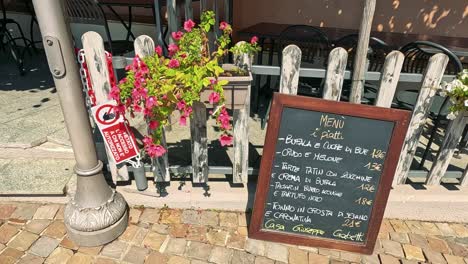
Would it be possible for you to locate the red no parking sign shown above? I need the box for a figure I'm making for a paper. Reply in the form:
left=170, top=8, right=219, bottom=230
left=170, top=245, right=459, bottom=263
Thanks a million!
left=91, top=102, right=139, bottom=164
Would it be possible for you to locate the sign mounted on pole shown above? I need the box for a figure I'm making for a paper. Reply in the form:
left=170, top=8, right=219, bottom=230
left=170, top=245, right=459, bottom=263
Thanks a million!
left=91, top=101, right=139, bottom=164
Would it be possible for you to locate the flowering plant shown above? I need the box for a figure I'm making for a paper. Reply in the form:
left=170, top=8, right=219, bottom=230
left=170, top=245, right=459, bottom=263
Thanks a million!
left=111, top=11, right=259, bottom=158
left=230, top=35, right=261, bottom=56
left=440, top=69, right=468, bottom=120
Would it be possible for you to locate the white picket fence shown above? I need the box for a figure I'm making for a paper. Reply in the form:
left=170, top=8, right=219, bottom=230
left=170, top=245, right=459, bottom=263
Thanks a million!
left=82, top=32, right=252, bottom=184
left=274, top=45, right=467, bottom=187
left=81, top=30, right=467, bottom=187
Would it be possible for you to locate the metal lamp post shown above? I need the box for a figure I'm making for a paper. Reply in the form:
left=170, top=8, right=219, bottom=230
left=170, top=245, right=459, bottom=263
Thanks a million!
left=32, top=0, right=128, bottom=246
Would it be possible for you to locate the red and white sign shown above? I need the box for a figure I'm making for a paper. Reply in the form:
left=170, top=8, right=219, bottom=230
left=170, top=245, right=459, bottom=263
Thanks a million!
left=91, top=101, right=139, bottom=164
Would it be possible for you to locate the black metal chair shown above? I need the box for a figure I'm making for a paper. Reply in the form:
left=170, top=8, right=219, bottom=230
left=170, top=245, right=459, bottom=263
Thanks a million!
left=258, top=25, right=331, bottom=129
left=0, top=0, right=35, bottom=75
left=396, top=41, right=464, bottom=169
left=333, top=34, right=393, bottom=104
left=278, top=25, right=330, bottom=98
left=400, top=41, right=463, bottom=75
left=65, top=0, right=135, bottom=55
left=333, top=33, right=392, bottom=72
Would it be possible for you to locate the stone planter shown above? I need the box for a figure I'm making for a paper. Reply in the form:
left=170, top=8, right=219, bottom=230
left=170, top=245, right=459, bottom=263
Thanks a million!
left=199, top=64, right=252, bottom=110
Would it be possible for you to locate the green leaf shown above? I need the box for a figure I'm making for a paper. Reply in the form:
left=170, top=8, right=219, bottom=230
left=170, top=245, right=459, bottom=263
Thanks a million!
left=218, top=79, right=229, bottom=86
left=202, top=78, right=211, bottom=87
left=214, top=66, right=224, bottom=76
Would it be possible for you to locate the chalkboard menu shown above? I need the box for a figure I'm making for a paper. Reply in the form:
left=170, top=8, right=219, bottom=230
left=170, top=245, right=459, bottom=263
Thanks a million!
left=249, top=93, right=410, bottom=254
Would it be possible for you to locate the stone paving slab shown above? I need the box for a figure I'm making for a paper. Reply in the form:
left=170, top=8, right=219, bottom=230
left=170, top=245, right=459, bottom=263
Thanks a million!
left=0, top=159, right=74, bottom=195
left=1, top=202, right=467, bottom=263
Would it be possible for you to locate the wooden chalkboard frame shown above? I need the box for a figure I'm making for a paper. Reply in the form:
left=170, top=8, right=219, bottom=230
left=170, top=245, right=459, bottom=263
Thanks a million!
left=249, top=93, right=411, bottom=254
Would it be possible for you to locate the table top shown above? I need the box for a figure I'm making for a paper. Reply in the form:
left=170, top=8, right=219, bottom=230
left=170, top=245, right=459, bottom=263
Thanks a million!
left=97, top=0, right=197, bottom=6
left=238, top=22, right=468, bottom=51
left=97, top=0, right=160, bottom=6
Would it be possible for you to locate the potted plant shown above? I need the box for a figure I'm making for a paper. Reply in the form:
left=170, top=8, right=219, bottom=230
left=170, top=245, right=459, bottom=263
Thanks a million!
left=440, top=69, right=468, bottom=120
left=110, top=11, right=259, bottom=158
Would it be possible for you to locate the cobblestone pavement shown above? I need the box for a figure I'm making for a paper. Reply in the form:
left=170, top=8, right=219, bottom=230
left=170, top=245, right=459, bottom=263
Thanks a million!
left=0, top=203, right=467, bottom=264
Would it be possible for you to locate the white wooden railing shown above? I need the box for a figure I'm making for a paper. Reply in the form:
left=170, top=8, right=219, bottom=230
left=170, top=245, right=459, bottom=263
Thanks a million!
left=81, top=30, right=467, bottom=188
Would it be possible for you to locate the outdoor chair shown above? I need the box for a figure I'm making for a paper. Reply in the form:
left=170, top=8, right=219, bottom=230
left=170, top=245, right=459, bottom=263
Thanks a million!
left=333, top=34, right=393, bottom=105
left=65, top=0, right=135, bottom=55
left=0, top=0, right=34, bottom=75
left=333, top=33, right=392, bottom=72
left=259, top=25, right=331, bottom=129
left=396, top=41, right=464, bottom=169
left=400, top=41, right=463, bottom=75
left=278, top=25, right=331, bottom=97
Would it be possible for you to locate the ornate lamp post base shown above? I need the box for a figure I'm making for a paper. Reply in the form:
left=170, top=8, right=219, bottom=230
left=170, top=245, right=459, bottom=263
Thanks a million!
left=65, top=210, right=128, bottom=247
left=64, top=161, right=129, bottom=246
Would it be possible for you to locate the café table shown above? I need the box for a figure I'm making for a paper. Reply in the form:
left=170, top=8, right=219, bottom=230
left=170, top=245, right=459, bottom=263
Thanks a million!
left=239, top=22, right=468, bottom=111
left=96, top=0, right=204, bottom=53
left=238, top=22, right=468, bottom=60
left=238, top=22, right=468, bottom=50
left=96, top=0, right=168, bottom=51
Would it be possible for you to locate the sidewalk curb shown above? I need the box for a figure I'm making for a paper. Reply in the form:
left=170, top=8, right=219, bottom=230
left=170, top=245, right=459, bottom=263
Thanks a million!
left=0, top=182, right=467, bottom=223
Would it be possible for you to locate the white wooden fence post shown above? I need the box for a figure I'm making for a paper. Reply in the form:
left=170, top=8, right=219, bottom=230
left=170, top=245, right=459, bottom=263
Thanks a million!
left=82, top=31, right=129, bottom=182
left=426, top=115, right=467, bottom=185
left=279, top=45, right=301, bottom=95
left=350, top=0, right=376, bottom=104
left=393, top=54, right=449, bottom=185
left=232, top=41, right=251, bottom=183
left=461, top=163, right=468, bottom=186
left=322, top=47, right=347, bottom=101
left=374, top=51, right=404, bottom=108
left=134, top=35, right=171, bottom=182
left=190, top=101, right=208, bottom=183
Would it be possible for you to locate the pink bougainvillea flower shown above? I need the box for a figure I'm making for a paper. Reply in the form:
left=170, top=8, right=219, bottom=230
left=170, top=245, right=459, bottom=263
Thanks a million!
left=208, top=92, right=220, bottom=104
left=171, top=31, right=183, bottom=41
left=113, top=104, right=126, bottom=115
left=146, top=144, right=166, bottom=157
left=219, top=134, right=233, bottom=146
left=119, top=77, right=127, bottom=84
left=142, top=136, right=153, bottom=146
left=131, top=87, right=148, bottom=102
left=210, top=79, right=217, bottom=85
left=133, top=104, right=142, bottom=113
left=184, top=106, right=193, bottom=116
left=138, top=63, right=149, bottom=76
left=131, top=55, right=141, bottom=69
left=168, top=43, right=179, bottom=55
left=149, top=120, right=159, bottom=130
left=168, top=58, right=180, bottom=68
left=155, top=45, right=163, bottom=56
left=179, top=115, right=187, bottom=126
left=220, top=120, right=230, bottom=130
left=250, top=36, right=258, bottom=44
left=109, top=85, right=120, bottom=101
left=154, top=145, right=167, bottom=156
left=143, top=108, right=153, bottom=117
left=217, top=107, right=231, bottom=129
left=219, top=21, right=229, bottom=30
left=184, top=19, right=195, bottom=32
left=145, top=96, right=157, bottom=108
left=176, top=100, right=186, bottom=110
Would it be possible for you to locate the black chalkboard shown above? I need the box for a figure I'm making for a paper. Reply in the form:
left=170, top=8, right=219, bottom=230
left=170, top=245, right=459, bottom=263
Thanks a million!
left=250, top=94, right=410, bottom=254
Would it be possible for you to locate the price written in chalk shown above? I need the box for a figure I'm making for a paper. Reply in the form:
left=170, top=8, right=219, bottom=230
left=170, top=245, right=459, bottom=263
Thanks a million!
left=260, top=107, right=395, bottom=244
left=250, top=94, right=411, bottom=254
